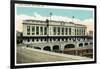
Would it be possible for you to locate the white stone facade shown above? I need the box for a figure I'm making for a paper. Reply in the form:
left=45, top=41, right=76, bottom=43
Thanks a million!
left=22, top=19, right=92, bottom=51
left=23, top=20, right=86, bottom=37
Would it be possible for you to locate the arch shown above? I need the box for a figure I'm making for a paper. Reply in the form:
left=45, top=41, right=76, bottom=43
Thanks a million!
left=85, top=43, right=88, bottom=46
left=26, top=44, right=30, bottom=47
left=34, top=47, right=41, bottom=50
left=53, top=45, right=59, bottom=51
left=90, top=42, right=93, bottom=45
left=64, top=44, right=75, bottom=49
left=43, top=46, right=51, bottom=51
left=79, top=43, right=83, bottom=47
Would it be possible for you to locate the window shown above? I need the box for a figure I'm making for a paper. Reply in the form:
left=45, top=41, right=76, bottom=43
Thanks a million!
left=36, top=26, right=39, bottom=35
left=32, top=39, right=34, bottom=42
left=53, top=38, right=56, bottom=41
left=69, top=28, right=71, bottom=35
left=32, top=26, right=35, bottom=35
left=27, top=26, right=30, bottom=35
left=50, top=38, right=52, bottom=41
left=53, top=27, right=56, bottom=35
left=58, top=27, right=60, bottom=35
left=36, top=39, right=39, bottom=41
left=82, top=29, right=84, bottom=36
left=62, top=38, right=64, bottom=41
left=77, top=29, right=78, bottom=35
left=44, top=38, right=47, bottom=41
left=85, top=43, right=88, bottom=46
left=75, top=29, right=76, bottom=35
left=65, top=28, right=68, bottom=35
left=79, top=29, right=81, bottom=35
left=41, top=38, right=42, bottom=41
left=66, top=38, right=68, bottom=41
left=83, top=29, right=85, bottom=35
left=40, top=27, right=43, bottom=35
left=58, top=38, right=60, bottom=41
left=27, top=39, right=30, bottom=42
left=62, top=28, right=64, bottom=35
left=44, top=27, right=47, bottom=35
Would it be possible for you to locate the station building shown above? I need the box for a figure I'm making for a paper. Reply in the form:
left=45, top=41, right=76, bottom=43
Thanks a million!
left=22, top=19, right=93, bottom=52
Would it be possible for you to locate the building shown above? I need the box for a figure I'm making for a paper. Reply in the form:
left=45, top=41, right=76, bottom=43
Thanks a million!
left=16, top=31, right=23, bottom=44
left=22, top=19, right=93, bottom=52
left=88, top=31, right=93, bottom=36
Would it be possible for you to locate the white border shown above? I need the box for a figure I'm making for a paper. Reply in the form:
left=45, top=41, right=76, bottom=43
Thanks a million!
left=15, top=3, right=94, bottom=11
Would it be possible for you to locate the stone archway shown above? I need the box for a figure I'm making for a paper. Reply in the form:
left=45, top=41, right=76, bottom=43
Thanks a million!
left=34, top=47, right=41, bottom=50
left=64, top=44, right=75, bottom=55
left=85, top=43, right=88, bottom=46
left=64, top=44, right=75, bottom=49
left=79, top=43, right=83, bottom=47
left=53, top=45, right=59, bottom=52
left=43, top=46, right=51, bottom=51
left=90, top=42, right=93, bottom=46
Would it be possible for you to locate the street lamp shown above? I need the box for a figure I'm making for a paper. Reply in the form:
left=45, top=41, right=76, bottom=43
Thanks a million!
left=46, top=19, right=49, bottom=42
left=46, top=12, right=52, bottom=42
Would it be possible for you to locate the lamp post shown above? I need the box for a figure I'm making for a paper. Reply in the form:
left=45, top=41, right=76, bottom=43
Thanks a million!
left=72, top=16, right=76, bottom=41
left=46, top=19, right=49, bottom=42
left=46, top=12, right=52, bottom=42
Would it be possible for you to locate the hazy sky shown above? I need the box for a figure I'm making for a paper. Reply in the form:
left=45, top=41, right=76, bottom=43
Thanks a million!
left=16, top=6, right=93, bottom=20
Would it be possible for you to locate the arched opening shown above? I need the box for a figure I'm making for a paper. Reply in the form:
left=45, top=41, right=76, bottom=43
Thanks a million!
left=26, top=45, right=30, bottom=47
left=90, top=42, right=93, bottom=46
left=34, top=47, right=41, bottom=50
left=64, top=44, right=75, bottom=49
left=79, top=43, right=83, bottom=47
left=43, top=46, right=51, bottom=51
left=53, top=45, right=59, bottom=52
left=64, top=44, right=75, bottom=55
left=85, top=43, right=88, bottom=46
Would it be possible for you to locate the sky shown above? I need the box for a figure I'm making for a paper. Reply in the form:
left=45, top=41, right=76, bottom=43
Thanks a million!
left=15, top=4, right=94, bottom=33
left=16, top=6, right=93, bottom=20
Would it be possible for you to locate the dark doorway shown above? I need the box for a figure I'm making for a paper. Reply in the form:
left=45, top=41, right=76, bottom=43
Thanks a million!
left=34, top=47, right=41, bottom=50
left=79, top=43, right=83, bottom=47
left=53, top=45, right=59, bottom=52
left=85, top=43, right=88, bottom=46
left=43, top=46, right=51, bottom=51
left=64, top=44, right=75, bottom=49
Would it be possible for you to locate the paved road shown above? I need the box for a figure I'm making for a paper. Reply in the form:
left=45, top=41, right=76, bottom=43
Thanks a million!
left=16, top=46, right=90, bottom=64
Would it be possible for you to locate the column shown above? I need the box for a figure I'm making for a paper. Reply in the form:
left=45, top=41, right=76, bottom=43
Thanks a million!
left=68, top=28, right=69, bottom=36
left=30, top=25, right=32, bottom=35
left=43, top=26, right=44, bottom=36
left=39, top=26, right=40, bottom=35
left=60, top=27, right=62, bottom=36
left=60, top=44, right=64, bottom=51
left=64, top=28, right=66, bottom=36
left=51, top=46, right=53, bottom=51
left=76, top=43, right=79, bottom=48
left=49, top=26, right=50, bottom=35
left=56, top=27, right=58, bottom=35
left=72, top=27, right=74, bottom=36
left=47, top=26, right=49, bottom=36
left=51, top=26, right=53, bottom=36
left=30, top=39, right=32, bottom=44
left=83, top=42, right=85, bottom=47
left=35, top=26, right=36, bottom=35
left=88, top=42, right=90, bottom=46
left=41, top=47, right=44, bottom=50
